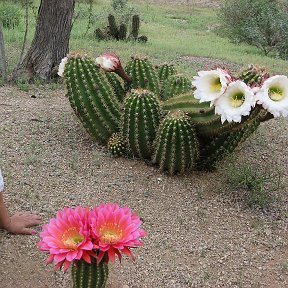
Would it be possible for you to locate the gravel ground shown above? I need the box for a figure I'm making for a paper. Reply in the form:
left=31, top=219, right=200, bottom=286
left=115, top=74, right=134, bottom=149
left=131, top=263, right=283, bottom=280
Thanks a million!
left=0, top=80, right=288, bottom=288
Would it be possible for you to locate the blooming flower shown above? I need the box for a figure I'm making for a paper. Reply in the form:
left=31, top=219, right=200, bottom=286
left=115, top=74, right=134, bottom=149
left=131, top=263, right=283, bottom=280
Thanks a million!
left=192, top=68, right=232, bottom=103
left=95, top=53, right=121, bottom=72
left=256, top=75, right=288, bottom=118
left=38, top=207, right=94, bottom=272
left=57, top=57, right=68, bottom=77
left=214, top=80, right=256, bottom=123
left=89, top=203, right=147, bottom=264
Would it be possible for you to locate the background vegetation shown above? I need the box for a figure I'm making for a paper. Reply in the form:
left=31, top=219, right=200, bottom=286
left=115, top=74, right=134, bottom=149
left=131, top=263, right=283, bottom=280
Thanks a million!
left=1, top=0, right=287, bottom=82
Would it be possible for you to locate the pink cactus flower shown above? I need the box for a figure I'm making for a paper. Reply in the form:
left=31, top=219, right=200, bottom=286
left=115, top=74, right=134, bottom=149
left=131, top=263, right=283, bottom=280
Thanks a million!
left=38, top=207, right=95, bottom=272
left=89, top=203, right=147, bottom=264
left=95, top=53, right=121, bottom=72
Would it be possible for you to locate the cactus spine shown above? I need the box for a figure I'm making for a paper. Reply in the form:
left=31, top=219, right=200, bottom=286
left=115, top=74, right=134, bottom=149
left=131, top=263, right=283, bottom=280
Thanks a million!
left=152, top=111, right=199, bottom=174
left=64, top=53, right=121, bottom=143
left=161, top=74, right=192, bottom=100
left=125, top=57, right=160, bottom=96
left=71, top=259, right=108, bottom=288
left=122, top=89, right=161, bottom=159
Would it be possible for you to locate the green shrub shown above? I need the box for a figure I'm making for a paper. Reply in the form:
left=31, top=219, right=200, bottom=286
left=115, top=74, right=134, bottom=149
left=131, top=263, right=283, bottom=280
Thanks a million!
left=218, top=0, right=288, bottom=60
left=0, top=5, right=21, bottom=29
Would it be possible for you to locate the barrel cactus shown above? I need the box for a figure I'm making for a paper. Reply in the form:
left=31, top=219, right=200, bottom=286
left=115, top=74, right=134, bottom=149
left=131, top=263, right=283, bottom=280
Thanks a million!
left=152, top=110, right=199, bottom=174
left=71, top=259, right=108, bottom=288
left=107, top=132, right=126, bottom=157
left=161, top=74, right=192, bottom=100
left=121, top=89, right=161, bottom=159
left=125, top=56, right=160, bottom=96
left=157, top=63, right=177, bottom=82
left=61, top=53, right=121, bottom=144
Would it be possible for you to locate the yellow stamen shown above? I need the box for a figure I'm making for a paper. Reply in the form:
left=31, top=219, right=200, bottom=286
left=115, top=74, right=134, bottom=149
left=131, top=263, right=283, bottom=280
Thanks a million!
left=62, top=227, right=84, bottom=249
left=100, top=223, right=122, bottom=244
left=230, top=92, right=245, bottom=108
left=210, top=77, right=222, bottom=93
left=268, top=87, right=284, bottom=101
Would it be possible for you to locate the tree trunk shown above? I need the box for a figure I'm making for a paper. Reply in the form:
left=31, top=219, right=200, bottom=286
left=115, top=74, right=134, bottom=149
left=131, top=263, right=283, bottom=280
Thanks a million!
left=13, top=0, right=75, bottom=81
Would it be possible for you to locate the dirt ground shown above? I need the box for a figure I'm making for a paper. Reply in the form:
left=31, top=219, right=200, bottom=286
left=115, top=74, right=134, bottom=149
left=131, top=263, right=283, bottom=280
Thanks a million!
left=0, top=62, right=288, bottom=288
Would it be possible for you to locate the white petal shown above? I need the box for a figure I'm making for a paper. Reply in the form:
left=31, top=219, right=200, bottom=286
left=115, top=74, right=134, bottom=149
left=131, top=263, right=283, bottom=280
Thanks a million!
left=58, top=57, right=68, bottom=77
left=256, top=75, right=288, bottom=118
left=214, top=80, right=255, bottom=123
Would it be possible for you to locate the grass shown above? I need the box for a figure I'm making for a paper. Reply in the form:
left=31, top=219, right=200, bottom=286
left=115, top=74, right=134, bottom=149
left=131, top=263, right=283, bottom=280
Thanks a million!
left=221, top=157, right=283, bottom=211
left=1, top=0, right=288, bottom=78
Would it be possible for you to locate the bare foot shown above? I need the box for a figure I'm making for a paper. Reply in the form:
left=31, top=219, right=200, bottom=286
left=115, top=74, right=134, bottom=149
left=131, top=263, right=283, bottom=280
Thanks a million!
left=5, top=212, right=42, bottom=235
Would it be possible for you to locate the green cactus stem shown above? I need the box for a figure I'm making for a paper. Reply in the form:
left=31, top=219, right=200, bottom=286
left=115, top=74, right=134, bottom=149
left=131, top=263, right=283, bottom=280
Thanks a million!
left=157, top=63, right=177, bottom=82
left=125, top=56, right=160, bottom=96
left=239, top=65, right=270, bottom=87
left=121, top=89, right=161, bottom=159
left=71, top=259, right=108, bottom=288
left=130, top=15, right=140, bottom=40
left=162, top=92, right=240, bottom=137
left=119, top=23, right=127, bottom=40
left=64, top=52, right=121, bottom=143
left=105, top=72, right=125, bottom=102
left=152, top=110, right=199, bottom=174
left=108, top=14, right=119, bottom=39
left=161, top=74, right=192, bottom=100
left=107, top=132, right=126, bottom=157
left=196, top=106, right=263, bottom=171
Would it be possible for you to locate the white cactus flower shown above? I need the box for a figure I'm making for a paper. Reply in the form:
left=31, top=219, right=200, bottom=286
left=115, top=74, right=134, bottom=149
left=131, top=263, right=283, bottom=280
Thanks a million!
left=57, top=57, right=68, bottom=77
left=256, top=75, right=288, bottom=118
left=192, top=68, right=232, bottom=103
left=95, top=53, right=121, bottom=72
left=214, top=80, right=256, bottom=123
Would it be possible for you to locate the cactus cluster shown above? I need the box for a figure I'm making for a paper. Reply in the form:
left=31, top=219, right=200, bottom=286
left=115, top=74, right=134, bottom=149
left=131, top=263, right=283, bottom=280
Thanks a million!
left=62, top=53, right=281, bottom=174
left=95, top=14, right=148, bottom=43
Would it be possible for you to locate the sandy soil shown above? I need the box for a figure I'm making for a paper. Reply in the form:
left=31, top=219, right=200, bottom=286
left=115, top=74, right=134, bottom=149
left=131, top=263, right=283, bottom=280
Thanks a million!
left=0, top=69, right=288, bottom=288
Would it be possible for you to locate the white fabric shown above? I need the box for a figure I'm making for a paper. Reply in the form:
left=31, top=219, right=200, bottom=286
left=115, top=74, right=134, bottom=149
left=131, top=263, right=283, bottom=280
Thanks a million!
left=0, top=169, right=4, bottom=192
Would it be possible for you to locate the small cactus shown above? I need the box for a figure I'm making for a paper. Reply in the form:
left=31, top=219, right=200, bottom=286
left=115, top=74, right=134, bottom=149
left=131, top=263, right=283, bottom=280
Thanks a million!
left=157, top=63, right=177, bottom=82
left=137, top=35, right=148, bottom=43
left=119, top=23, right=127, bottom=40
left=107, top=133, right=126, bottom=157
left=71, top=259, right=108, bottom=288
left=152, top=110, right=199, bottom=174
left=130, top=15, right=140, bottom=40
left=94, top=28, right=107, bottom=41
left=161, top=74, right=192, bottom=100
left=64, top=53, right=121, bottom=143
left=121, top=89, right=161, bottom=159
left=125, top=56, right=160, bottom=96
left=108, top=14, right=119, bottom=39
